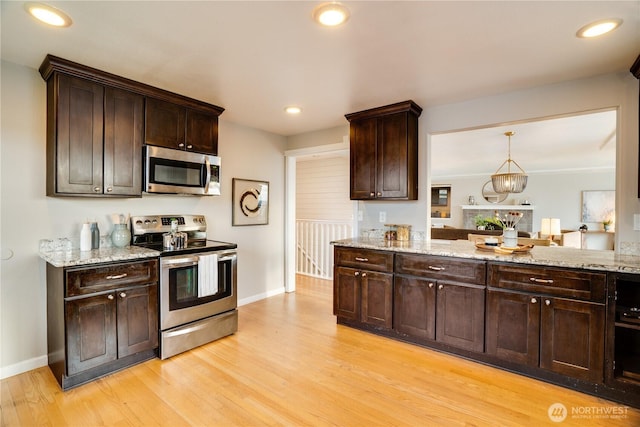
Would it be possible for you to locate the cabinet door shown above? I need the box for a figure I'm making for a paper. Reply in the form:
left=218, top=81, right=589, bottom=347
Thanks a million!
left=436, top=281, right=485, bottom=352
left=394, top=275, right=436, bottom=340
left=104, top=87, right=144, bottom=196
left=377, top=112, right=413, bottom=199
left=66, top=293, right=117, bottom=375
left=361, top=271, right=393, bottom=329
left=186, top=110, right=218, bottom=155
left=540, top=297, right=605, bottom=383
left=350, top=117, right=377, bottom=199
left=54, top=74, right=104, bottom=195
left=334, top=266, right=360, bottom=321
left=117, top=285, right=158, bottom=357
left=486, top=289, right=540, bottom=366
left=145, top=98, right=186, bottom=149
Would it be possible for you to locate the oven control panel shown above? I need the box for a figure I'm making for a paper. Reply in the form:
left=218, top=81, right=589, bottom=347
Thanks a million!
left=131, top=215, right=207, bottom=235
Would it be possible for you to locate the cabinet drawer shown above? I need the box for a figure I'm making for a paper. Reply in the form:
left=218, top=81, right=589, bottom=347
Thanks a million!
left=334, top=247, right=394, bottom=272
left=66, top=259, right=158, bottom=297
left=487, top=263, right=606, bottom=302
left=395, top=254, right=486, bottom=285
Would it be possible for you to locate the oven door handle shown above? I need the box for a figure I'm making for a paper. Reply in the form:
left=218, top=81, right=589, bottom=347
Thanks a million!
left=203, top=157, right=211, bottom=194
left=161, top=256, right=199, bottom=268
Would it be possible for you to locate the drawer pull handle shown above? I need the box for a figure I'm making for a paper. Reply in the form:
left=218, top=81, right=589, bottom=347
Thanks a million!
left=529, top=277, right=553, bottom=284
left=531, top=298, right=537, bottom=304
left=428, top=282, right=434, bottom=289
left=362, top=273, right=367, bottom=277
left=545, top=299, right=551, bottom=306
left=428, top=266, right=445, bottom=271
left=107, top=294, right=114, bottom=300
left=354, top=257, right=369, bottom=262
left=354, top=272, right=360, bottom=277
left=438, top=284, right=444, bottom=290
left=106, top=273, right=128, bottom=280
left=120, top=292, right=127, bottom=298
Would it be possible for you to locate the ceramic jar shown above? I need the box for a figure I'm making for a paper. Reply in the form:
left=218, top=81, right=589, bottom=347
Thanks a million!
left=111, top=224, right=131, bottom=248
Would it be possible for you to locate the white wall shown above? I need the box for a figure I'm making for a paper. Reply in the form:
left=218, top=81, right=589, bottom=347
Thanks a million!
left=355, top=72, right=639, bottom=253
left=431, top=169, right=616, bottom=233
left=0, top=60, right=286, bottom=378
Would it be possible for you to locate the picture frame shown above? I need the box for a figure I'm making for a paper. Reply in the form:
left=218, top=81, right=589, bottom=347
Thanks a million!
left=581, top=190, right=615, bottom=222
left=232, top=178, right=269, bottom=226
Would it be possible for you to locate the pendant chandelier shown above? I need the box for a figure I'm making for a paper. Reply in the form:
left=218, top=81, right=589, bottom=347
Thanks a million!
left=491, top=131, right=528, bottom=194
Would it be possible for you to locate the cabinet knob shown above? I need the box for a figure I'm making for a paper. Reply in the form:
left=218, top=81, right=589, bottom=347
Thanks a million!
left=187, top=145, right=193, bottom=149
left=178, top=143, right=185, bottom=148
left=120, top=292, right=127, bottom=298
left=438, top=284, right=444, bottom=290
left=107, top=294, right=114, bottom=300
left=361, top=273, right=367, bottom=277
left=545, top=299, right=551, bottom=306
left=354, top=271, right=360, bottom=276
left=531, top=298, right=537, bottom=304
left=428, top=282, right=434, bottom=288
left=370, top=192, right=375, bottom=197
left=106, top=187, right=113, bottom=193
left=93, top=186, right=101, bottom=192
left=377, top=192, right=382, bottom=197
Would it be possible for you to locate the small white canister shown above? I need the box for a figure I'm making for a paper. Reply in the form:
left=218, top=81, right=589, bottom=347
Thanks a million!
left=502, top=228, right=518, bottom=248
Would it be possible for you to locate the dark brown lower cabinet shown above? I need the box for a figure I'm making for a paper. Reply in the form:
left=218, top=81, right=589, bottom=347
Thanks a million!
left=436, top=281, right=485, bottom=352
left=47, top=259, right=159, bottom=390
left=334, top=266, right=393, bottom=329
left=486, top=289, right=605, bottom=383
left=393, top=275, right=436, bottom=340
left=394, top=275, right=485, bottom=352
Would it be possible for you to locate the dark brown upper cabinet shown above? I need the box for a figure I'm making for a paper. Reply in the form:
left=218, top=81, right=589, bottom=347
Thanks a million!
left=630, top=53, right=640, bottom=198
left=39, top=54, right=224, bottom=197
left=345, top=100, right=422, bottom=200
left=145, top=98, right=219, bottom=155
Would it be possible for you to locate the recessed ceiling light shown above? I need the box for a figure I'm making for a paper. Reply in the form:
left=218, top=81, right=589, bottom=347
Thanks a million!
left=576, top=18, right=622, bottom=38
left=313, top=2, right=350, bottom=27
left=285, top=106, right=302, bottom=115
left=25, top=3, right=72, bottom=27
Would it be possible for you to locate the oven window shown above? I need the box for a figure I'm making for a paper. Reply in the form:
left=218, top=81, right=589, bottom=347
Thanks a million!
left=168, top=258, right=232, bottom=311
left=149, top=157, right=203, bottom=187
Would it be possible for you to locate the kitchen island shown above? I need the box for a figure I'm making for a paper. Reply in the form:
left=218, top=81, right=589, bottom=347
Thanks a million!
left=332, top=238, right=640, bottom=408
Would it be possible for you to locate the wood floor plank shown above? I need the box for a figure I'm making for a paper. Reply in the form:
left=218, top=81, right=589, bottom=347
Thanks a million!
left=1, top=274, right=638, bottom=426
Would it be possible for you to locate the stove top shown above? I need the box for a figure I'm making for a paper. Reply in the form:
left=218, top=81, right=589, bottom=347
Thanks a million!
left=135, top=239, right=237, bottom=256
left=130, top=214, right=236, bottom=256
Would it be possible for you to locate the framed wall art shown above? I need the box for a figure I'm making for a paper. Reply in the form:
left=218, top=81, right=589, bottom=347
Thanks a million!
left=232, top=178, right=269, bottom=226
left=581, top=190, right=615, bottom=222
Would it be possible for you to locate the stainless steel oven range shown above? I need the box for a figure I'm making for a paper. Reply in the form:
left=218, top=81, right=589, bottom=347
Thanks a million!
left=131, top=214, right=237, bottom=359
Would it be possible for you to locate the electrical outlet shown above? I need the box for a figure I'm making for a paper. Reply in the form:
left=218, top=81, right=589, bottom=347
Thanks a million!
left=634, top=214, right=640, bottom=231
left=379, top=211, right=386, bottom=223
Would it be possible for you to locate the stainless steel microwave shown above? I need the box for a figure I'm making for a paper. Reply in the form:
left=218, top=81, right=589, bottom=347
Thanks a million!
left=144, top=146, right=221, bottom=196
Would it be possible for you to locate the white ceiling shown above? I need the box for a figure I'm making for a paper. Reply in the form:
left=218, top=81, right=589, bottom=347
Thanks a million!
left=431, top=109, right=617, bottom=178
left=1, top=1, right=638, bottom=138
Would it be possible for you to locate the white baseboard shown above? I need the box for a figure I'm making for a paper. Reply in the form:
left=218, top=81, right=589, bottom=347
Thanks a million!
left=1, top=355, right=48, bottom=380
left=238, top=287, right=284, bottom=306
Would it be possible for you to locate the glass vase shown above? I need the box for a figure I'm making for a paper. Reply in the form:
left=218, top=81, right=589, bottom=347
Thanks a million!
left=111, top=224, right=131, bottom=248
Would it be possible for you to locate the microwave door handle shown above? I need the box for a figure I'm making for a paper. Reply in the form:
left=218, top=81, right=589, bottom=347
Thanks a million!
left=204, top=158, right=211, bottom=194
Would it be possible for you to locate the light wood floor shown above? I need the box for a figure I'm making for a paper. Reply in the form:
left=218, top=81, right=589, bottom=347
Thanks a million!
left=2, top=275, right=638, bottom=426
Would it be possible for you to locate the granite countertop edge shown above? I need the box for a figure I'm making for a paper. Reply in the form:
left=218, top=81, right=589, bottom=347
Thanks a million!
left=40, top=246, right=161, bottom=268
left=331, top=238, right=640, bottom=274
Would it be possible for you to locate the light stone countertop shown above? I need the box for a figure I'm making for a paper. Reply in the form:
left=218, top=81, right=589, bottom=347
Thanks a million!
left=332, top=238, right=640, bottom=274
left=40, top=245, right=160, bottom=268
